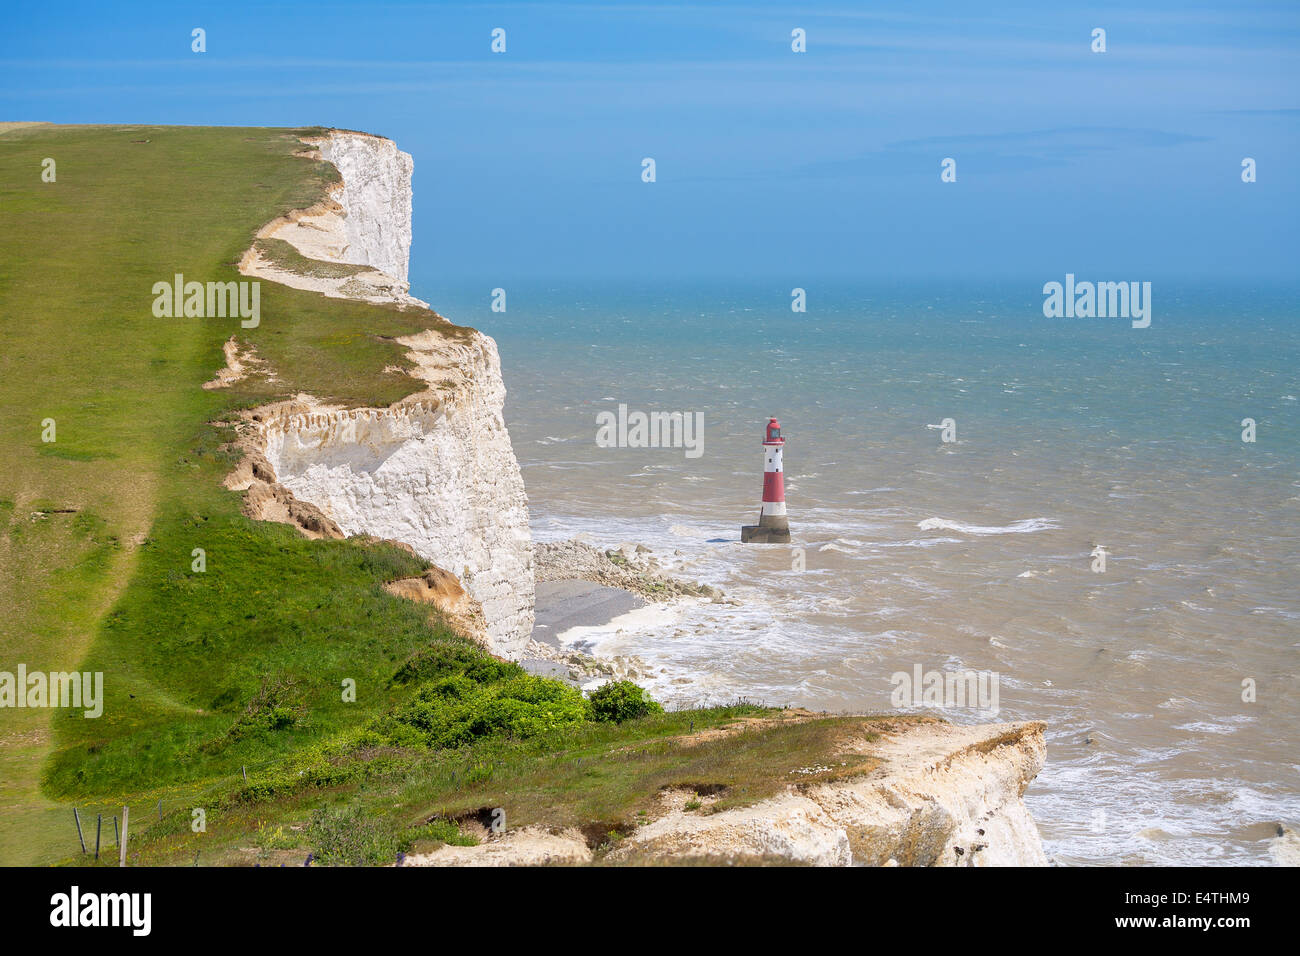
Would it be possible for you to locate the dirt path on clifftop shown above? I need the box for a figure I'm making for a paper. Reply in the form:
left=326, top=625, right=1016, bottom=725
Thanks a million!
left=0, top=124, right=333, bottom=865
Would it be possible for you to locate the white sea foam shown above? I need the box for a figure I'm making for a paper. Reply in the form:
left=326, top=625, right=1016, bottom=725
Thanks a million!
left=553, top=600, right=687, bottom=655
left=917, top=516, right=1059, bottom=535
left=1174, top=715, right=1255, bottom=735
left=668, top=524, right=711, bottom=538
left=878, top=536, right=964, bottom=548
left=820, top=539, right=860, bottom=554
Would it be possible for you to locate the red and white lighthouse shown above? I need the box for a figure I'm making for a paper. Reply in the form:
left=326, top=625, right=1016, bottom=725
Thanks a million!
left=741, top=417, right=791, bottom=543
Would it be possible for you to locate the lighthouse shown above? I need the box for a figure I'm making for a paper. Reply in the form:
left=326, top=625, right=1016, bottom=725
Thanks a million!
left=741, top=417, right=791, bottom=543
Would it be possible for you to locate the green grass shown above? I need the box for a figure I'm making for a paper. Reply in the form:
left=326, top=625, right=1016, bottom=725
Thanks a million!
left=69, top=707, right=905, bottom=867
left=253, top=236, right=373, bottom=280
left=0, top=124, right=474, bottom=863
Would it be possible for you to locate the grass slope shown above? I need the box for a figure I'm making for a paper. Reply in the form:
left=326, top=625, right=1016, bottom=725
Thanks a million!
left=0, top=124, right=465, bottom=864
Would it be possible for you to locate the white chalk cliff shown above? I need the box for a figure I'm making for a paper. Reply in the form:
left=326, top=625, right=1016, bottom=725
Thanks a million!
left=317, top=133, right=415, bottom=282
left=236, top=130, right=535, bottom=657
left=611, top=719, right=1050, bottom=866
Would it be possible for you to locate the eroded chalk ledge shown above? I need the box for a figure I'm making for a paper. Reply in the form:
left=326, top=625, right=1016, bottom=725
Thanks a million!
left=213, top=129, right=536, bottom=658
left=403, top=719, right=1049, bottom=867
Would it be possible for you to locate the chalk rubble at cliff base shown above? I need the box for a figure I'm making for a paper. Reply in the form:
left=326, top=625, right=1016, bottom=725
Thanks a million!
left=535, top=538, right=727, bottom=602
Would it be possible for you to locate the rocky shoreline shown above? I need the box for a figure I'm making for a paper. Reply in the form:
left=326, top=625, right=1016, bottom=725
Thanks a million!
left=534, top=538, right=733, bottom=603
left=522, top=538, right=732, bottom=688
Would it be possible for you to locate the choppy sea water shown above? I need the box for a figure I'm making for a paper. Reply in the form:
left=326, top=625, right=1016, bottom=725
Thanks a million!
left=418, top=278, right=1300, bottom=866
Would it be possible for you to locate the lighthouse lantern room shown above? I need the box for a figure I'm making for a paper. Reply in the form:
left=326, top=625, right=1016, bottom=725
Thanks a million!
left=741, top=417, right=792, bottom=543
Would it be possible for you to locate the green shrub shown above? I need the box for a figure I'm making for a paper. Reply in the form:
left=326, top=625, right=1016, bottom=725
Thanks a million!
left=379, top=669, right=591, bottom=748
left=388, top=640, right=521, bottom=687
left=588, top=680, right=664, bottom=723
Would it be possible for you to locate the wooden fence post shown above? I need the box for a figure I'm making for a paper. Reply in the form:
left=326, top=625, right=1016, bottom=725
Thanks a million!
left=95, top=814, right=102, bottom=860
left=73, top=808, right=86, bottom=854
left=118, top=806, right=129, bottom=867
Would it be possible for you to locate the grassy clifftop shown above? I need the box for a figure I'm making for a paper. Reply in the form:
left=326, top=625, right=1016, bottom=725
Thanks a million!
left=0, top=125, right=877, bottom=867
left=0, top=124, right=469, bottom=863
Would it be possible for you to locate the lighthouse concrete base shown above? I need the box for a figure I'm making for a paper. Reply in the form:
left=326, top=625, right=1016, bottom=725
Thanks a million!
left=741, top=516, right=791, bottom=544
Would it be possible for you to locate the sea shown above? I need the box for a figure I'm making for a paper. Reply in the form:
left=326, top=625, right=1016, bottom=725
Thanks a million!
left=415, top=276, right=1300, bottom=866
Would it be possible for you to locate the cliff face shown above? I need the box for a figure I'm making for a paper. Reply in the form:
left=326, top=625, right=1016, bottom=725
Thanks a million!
left=317, top=132, right=414, bottom=283
left=407, top=720, right=1049, bottom=867
left=259, top=336, right=534, bottom=655
left=234, top=130, right=535, bottom=658
left=611, top=719, right=1049, bottom=866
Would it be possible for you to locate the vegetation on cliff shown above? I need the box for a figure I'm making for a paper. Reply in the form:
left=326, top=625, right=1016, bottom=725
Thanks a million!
left=0, top=124, right=474, bottom=863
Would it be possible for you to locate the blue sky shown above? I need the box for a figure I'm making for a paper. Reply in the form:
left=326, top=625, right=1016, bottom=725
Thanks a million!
left=3, top=0, right=1298, bottom=280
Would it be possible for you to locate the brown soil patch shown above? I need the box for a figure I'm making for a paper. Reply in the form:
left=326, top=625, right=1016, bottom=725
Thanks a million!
left=384, top=567, right=486, bottom=643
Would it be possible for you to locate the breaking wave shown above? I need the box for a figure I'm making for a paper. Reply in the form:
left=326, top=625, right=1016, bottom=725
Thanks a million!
left=917, top=516, right=1059, bottom=535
